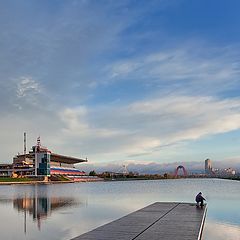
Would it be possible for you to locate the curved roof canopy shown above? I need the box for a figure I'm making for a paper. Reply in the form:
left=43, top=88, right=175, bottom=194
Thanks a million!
left=50, top=153, right=87, bottom=164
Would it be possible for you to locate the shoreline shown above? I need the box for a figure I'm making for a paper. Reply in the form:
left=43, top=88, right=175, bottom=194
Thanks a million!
left=0, top=180, right=74, bottom=185
left=0, top=176, right=239, bottom=185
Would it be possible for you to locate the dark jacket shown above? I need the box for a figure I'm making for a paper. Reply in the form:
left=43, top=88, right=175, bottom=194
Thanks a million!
left=195, top=193, right=205, bottom=202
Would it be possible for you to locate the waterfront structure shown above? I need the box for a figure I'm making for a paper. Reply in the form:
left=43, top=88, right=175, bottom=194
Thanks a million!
left=0, top=135, right=87, bottom=179
left=0, top=164, right=13, bottom=177
left=72, top=202, right=207, bottom=240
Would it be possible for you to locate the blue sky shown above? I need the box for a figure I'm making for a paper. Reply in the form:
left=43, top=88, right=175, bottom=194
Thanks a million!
left=1, top=0, right=240, bottom=166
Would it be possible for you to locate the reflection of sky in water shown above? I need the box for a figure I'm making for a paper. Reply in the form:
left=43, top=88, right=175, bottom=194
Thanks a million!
left=0, top=179, right=239, bottom=240
left=204, top=221, right=240, bottom=240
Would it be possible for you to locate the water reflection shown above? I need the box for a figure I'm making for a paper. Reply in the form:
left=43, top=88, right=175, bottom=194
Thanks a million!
left=204, top=220, right=240, bottom=240
left=14, top=196, right=79, bottom=231
left=0, top=184, right=83, bottom=234
left=0, top=179, right=239, bottom=240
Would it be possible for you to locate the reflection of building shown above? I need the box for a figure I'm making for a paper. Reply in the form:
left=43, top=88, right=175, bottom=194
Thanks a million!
left=14, top=196, right=79, bottom=221
left=12, top=185, right=81, bottom=231
left=205, top=158, right=213, bottom=175
left=0, top=135, right=87, bottom=179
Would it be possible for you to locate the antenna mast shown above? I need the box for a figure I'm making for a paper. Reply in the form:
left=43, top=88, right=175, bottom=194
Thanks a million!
left=24, top=132, right=27, bottom=155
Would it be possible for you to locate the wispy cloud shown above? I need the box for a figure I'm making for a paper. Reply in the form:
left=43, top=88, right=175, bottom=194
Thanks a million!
left=106, top=44, right=240, bottom=95
left=54, top=95, right=240, bottom=161
left=1, top=0, right=240, bottom=165
left=16, top=76, right=41, bottom=98
left=2, top=93, right=239, bottom=163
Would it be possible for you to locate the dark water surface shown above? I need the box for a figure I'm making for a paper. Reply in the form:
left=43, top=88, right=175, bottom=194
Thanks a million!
left=0, top=179, right=239, bottom=240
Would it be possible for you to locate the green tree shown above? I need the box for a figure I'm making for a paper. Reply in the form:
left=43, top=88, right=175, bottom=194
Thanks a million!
left=89, top=170, right=96, bottom=176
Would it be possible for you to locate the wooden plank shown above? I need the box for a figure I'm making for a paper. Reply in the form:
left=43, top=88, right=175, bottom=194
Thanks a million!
left=134, top=204, right=206, bottom=240
left=71, top=202, right=206, bottom=240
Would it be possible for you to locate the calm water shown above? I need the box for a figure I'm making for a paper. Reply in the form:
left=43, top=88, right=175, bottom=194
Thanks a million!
left=0, top=179, right=239, bottom=240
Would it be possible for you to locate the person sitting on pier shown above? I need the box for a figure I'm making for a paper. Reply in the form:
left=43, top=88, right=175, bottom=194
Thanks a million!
left=195, top=192, right=206, bottom=208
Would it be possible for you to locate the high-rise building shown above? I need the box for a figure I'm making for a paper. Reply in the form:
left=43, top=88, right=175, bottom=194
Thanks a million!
left=205, top=158, right=212, bottom=174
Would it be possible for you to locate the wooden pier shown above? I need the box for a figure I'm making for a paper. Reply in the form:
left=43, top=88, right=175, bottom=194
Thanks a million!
left=71, top=202, right=207, bottom=240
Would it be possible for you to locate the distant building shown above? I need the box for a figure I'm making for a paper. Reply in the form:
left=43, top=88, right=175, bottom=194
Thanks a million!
left=0, top=164, right=13, bottom=177
left=0, top=136, right=87, bottom=179
left=214, top=168, right=236, bottom=177
left=205, top=158, right=213, bottom=175
left=225, top=168, right=236, bottom=175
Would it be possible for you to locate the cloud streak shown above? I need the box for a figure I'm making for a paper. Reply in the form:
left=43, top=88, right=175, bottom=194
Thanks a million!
left=56, top=95, right=240, bottom=162
left=1, top=1, right=240, bottom=165
left=106, top=44, right=240, bottom=96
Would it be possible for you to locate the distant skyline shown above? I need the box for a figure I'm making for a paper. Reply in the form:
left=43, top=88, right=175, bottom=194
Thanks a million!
left=1, top=0, right=240, bottom=165
left=78, top=158, right=240, bottom=174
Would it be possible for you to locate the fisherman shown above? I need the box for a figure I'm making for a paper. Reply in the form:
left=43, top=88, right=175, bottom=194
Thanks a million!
left=195, top=192, right=206, bottom=208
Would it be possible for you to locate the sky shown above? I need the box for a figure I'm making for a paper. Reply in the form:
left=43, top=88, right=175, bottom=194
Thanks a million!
left=1, top=0, right=240, bottom=167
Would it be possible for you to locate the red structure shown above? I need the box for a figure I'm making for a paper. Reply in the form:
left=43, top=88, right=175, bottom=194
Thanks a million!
left=174, top=165, right=187, bottom=177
